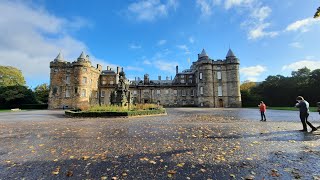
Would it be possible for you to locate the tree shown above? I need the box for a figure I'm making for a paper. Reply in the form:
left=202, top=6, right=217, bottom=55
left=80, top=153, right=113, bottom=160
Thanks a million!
left=0, top=66, right=26, bottom=86
left=240, top=81, right=257, bottom=91
left=0, top=86, right=37, bottom=108
left=34, top=83, right=49, bottom=103
left=314, top=7, right=320, bottom=18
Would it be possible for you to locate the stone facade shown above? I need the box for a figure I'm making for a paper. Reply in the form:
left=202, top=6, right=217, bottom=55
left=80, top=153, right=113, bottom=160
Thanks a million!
left=48, top=49, right=241, bottom=109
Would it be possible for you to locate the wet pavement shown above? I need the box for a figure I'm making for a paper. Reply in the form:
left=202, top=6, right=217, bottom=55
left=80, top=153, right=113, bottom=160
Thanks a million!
left=0, top=108, right=319, bottom=179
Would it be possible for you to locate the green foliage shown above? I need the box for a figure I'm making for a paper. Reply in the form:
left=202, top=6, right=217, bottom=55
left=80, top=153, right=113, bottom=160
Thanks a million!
left=242, top=67, right=320, bottom=107
left=0, top=66, right=26, bottom=86
left=240, top=81, right=257, bottom=91
left=65, top=108, right=166, bottom=117
left=34, top=83, right=49, bottom=103
left=0, top=85, right=37, bottom=108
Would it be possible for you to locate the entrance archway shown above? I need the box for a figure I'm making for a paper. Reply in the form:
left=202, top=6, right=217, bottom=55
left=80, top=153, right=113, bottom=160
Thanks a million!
left=219, top=99, right=224, bottom=107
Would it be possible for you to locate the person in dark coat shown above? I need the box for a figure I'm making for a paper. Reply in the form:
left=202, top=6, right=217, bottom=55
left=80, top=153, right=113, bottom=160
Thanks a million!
left=258, top=101, right=267, bottom=121
left=295, top=96, right=317, bottom=132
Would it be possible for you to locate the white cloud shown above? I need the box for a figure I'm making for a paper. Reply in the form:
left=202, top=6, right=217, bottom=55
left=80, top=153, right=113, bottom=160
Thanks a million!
left=282, top=60, right=320, bottom=71
left=125, top=66, right=144, bottom=71
left=189, top=37, right=195, bottom=43
left=240, top=65, right=266, bottom=81
left=0, top=1, right=102, bottom=86
left=177, top=44, right=190, bottom=54
left=196, top=0, right=220, bottom=17
left=143, top=60, right=152, bottom=65
left=129, top=44, right=142, bottom=49
left=224, top=0, right=254, bottom=10
left=154, top=60, right=177, bottom=73
left=285, top=17, right=320, bottom=33
left=128, top=0, right=178, bottom=21
left=289, top=42, right=303, bottom=48
left=251, top=6, right=271, bottom=22
left=143, top=58, right=177, bottom=73
left=248, top=23, right=278, bottom=40
left=157, top=39, right=167, bottom=45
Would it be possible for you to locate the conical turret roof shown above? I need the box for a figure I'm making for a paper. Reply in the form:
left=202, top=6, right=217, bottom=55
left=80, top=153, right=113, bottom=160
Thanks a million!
left=226, top=48, right=235, bottom=58
left=199, top=49, right=208, bottom=58
left=54, top=52, right=64, bottom=62
left=77, top=51, right=87, bottom=62
left=78, top=51, right=86, bottom=59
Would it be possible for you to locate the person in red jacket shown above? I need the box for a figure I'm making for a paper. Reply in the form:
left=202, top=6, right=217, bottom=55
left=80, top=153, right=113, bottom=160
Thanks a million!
left=258, top=101, right=267, bottom=121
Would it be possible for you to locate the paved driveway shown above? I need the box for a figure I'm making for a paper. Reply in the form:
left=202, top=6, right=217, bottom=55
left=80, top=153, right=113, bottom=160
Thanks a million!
left=0, top=108, right=319, bottom=179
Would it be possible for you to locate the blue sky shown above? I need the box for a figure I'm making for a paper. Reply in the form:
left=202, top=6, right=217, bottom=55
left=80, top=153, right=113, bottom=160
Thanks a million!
left=0, top=0, right=319, bottom=88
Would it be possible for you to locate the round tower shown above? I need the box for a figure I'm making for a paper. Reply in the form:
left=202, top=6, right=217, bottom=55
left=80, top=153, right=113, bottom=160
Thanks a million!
left=225, top=49, right=241, bottom=107
left=196, top=49, right=214, bottom=107
left=48, top=52, right=67, bottom=109
left=72, top=52, right=93, bottom=110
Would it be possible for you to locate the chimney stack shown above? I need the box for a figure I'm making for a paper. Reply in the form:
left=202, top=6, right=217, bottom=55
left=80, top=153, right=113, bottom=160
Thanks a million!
left=117, top=66, right=120, bottom=74
left=107, top=66, right=109, bottom=70
left=121, top=67, right=124, bottom=72
left=158, top=76, right=161, bottom=80
left=176, top=65, right=178, bottom=74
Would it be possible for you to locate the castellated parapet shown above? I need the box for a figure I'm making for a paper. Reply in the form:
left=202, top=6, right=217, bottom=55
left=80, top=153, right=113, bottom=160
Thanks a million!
left=48, top=49, right=241, bottom=109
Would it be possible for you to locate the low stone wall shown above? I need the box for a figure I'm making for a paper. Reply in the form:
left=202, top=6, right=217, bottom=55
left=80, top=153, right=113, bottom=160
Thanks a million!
left=65, top=109, right=166, bottom=117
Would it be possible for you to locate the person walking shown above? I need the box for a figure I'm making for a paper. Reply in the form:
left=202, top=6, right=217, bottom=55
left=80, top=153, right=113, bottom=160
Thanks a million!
left=258, top=101, right=267, bottom=121
left=295, top=96, right=317, bottom=132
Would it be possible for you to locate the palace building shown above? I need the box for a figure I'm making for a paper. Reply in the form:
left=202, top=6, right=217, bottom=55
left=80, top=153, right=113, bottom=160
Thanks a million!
left=48, top=49, right=241, bottom=109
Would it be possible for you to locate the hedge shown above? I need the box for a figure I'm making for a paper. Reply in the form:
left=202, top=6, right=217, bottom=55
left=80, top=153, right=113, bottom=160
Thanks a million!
left=65, top=109, right=166, bottom=117
left=0, top=104, right=48, bottom=110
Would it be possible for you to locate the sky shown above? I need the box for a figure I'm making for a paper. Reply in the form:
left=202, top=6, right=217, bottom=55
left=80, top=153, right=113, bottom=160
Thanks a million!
left=0, top=0, right=319, bottom=88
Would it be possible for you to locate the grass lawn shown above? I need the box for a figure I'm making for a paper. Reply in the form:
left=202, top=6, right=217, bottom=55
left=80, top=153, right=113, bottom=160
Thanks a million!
left=249, top=106, right=318, bottom=112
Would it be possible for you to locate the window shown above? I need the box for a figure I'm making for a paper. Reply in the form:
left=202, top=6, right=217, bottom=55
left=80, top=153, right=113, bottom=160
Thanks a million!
left=82, top=77, right=87, bottom=84
left=143, top=89, right=149, bottom=94
left=66, top=69, right=71, bottom=73
left=189, top=75, right=193, bottom=78
left=83, top=67, right=87, bottom=72
left=96, top=92, right=98, bottom=98
left=217, top=72, right=222, bottom=80
left=156, top=90, right=161, bottom=95
left=181, top=75, right=185, bottom=78
left=102, top=80, right=107, bottom=85
left=182, top=90, right=186, bottom=96
left=81, top=89, right=86, bottom=97
left=66, top=76, right=70, bottom=84
left=182, top=100, right=186, bottom=105
left=200, top=86, right=203, bottom=95
left=180, top=79, right=185, bottom=83
left=174, top=100, right=177, bottom=104
left=53, top=69, right=58, bottom=73
left=191, top=101, right=194, bottom=104
left=110, top=81, right=114, bottom=85
left=65, top=89, right=70, bottom=97
left=189, top=79, right=193, bottom=83
left=218, top=86, right=222, bottom=96
left=74, top=87, right=78, bottom=94
left=173, top=89, right=177, bottom=96
left=199, top=72, right=203, bottom=80
left=53, top=86, right=58, bottom=95
left=191, top=89, right=195, bottom=96
left=101, top=90, right=105, bottom=97
left=133, top=90, right=137, bottom=95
